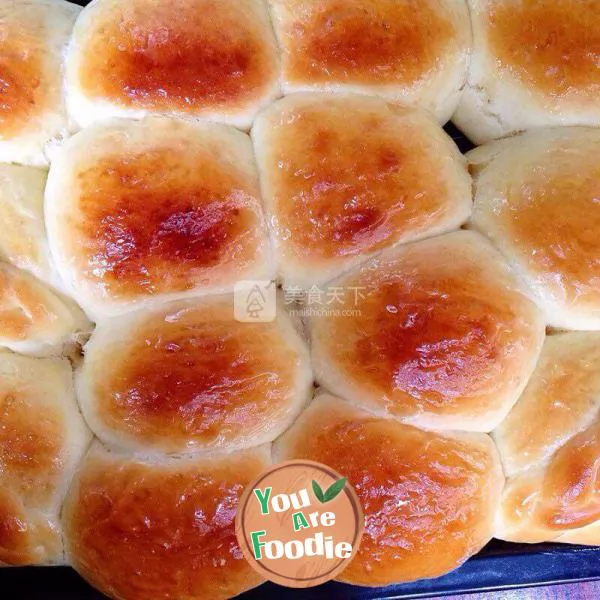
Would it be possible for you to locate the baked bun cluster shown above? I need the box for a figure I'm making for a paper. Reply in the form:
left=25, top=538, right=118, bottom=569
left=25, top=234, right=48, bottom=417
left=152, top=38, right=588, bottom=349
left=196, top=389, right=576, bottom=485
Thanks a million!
left=1, top=0, right=600, bottom=597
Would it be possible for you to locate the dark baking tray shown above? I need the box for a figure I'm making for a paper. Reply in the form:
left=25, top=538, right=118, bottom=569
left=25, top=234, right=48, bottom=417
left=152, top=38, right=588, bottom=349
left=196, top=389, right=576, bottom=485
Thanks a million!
left=6, top=1, right=599, bottom=596
left=5, top=540, right=600, bottom=599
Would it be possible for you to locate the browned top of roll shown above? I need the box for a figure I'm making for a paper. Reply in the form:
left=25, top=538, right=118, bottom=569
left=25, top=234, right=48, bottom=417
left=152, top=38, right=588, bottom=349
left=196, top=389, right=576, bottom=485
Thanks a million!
left=0, top=354, right=90, bottom=566
left=46, top=118, right=271, bottom=317
left=272, top=0, right=457, bottom=87
left=77, top=297, right=311, bottom=453
left=274, top=395, right=503, bottom=586
left=310, top=231, right=545, bottom=431
left=73, top=0, right=279, bottom=114
left=63, top=444, right=269, bottom=600
left=487, top=0, right=600, bottom=102
left=252, top=94, right=470, bottom=286
left=469, top=127, right=600, bottom=329
left=494, top=332, right=600, bottom=543
left=0, top=390, right=64, bottom=565
left=76, top=151, right=255, bottom=288
left=0, top=20, right=46, bottom=138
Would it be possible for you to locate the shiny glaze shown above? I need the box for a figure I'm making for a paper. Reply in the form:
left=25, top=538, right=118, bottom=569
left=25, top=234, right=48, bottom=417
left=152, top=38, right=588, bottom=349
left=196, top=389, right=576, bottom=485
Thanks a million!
left=79, top=0, right=278, bottom=112
left=263, top=98, right=456, bottom=261
left=276, top=0, right=456, bottom=85
left=490, top=147, right=600, bottom=309
left=495, top=333, right=600, bottom=477
left=0, top=263, right=62, bottom=342
left=277, top=398, right=499, bottom=585
left=496, top=332, right=600, bottom=542
left=74, top=146, right=263, bottom=298
left=65, top=447, right=267, bottom=600
left=312, top=233, right=542, bottom=420
left=502, top=419, right=600, bottom=539
left=488, top=0, right=600, bottom=102
left=90, top=301, right=304, bottom=451
left=0, top=19, right=49, bottom=138
left=0, top=367, right=64, bottom=565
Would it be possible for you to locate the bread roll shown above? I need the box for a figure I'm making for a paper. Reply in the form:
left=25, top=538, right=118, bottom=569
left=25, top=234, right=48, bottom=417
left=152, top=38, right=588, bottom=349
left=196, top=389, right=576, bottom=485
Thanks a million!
left=268, top=0, right=471, bottom=123
left=0, top=353, right=91, bottom=565
left=454, top=0, right=600, bottom=144
left=252, top=94, right=471, bottom=288
left=65, top=0, right=281, bottom=130
left=469, top=128, right=600, bottom=330
left=274, top=394, right=504, bottom=585
left=76, top=296, right=312, bottom=454
left=494, top=332, right=600, bottom=544
left=0, top=0, right=79, bottom=166
left=0, top=262, right=90, bottom=357
left=63, top=442, right=269, bottom=600
left=310, top=230, right=545, bottom=432
left=45, top=117, right=273, bottom=320
left=0, top=164, right=61, bottom=289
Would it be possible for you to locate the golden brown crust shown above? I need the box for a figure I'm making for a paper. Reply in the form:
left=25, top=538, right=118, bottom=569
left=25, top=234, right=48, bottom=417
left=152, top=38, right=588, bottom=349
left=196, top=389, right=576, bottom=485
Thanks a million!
left=271, top=0, right=459, bottom=87
left=45, top=118, right=272, bottom=317
left=487, top=0, right=600, bottom=103
left=499, top=420, right=600, bottom=542
left=75, top=150, right=259, bottom=295
left=0, top=22, right=47, bottom=139
left=0, top=0, right=79, bottom=165
left=68, top=0, right=280, bottom=126
left=77, top=297, right=312, bottom=453
left=495, top=332, right=600, bottom=543
left=470, top=128, right=600, bottom=330
left=0, top=262, right=88, bottom=357
left=274, top=395, right=503, bottom=585
left=0, top=354, right=90, bottom=565
left=310, top=231, right=545, bottom=431
left=63, top=444, right=270, bottom=600
left=252, top=94, right=471, bottom=286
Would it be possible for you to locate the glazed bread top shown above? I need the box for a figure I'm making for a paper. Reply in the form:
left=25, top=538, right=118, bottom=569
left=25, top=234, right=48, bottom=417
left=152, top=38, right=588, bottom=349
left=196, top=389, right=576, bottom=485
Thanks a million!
left=310, top=230, right=545, bottom=432
left=495, top=332, right=600, bottom=544
left=252, top=93, right=471, bottom=288
left=62, top=442, right=270, bottom=600
left=454, top=0, right=600, bottom=143
left=65, top=0, right=281, bottom=129
left=0, top=0, right=80, bottom=166
left=0, top=353, right=90, bottom=566
left=268, top=0, right=471, bottom=122
left=76, top=296, right=312, bottom=454
left=0, top=262, right=89, bottom=357
left=274, top=394, right=504, bottom=586
left=45, top=117, right=273, bottom=319
left=470, top=128, right=600, bottom=330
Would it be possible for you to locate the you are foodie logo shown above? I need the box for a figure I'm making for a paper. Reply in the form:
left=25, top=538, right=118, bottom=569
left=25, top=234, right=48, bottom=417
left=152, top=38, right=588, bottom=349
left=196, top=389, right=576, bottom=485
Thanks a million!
left=235, top=460, right=364, bottom=587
